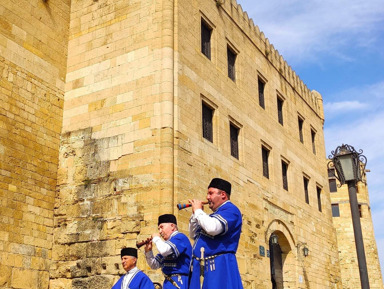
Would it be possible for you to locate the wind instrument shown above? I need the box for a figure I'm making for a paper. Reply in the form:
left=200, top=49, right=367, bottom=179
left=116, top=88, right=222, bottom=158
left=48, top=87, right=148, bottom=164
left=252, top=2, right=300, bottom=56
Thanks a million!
left=176, top=201, right=208, bottom=210
left=136, top=237, right=153, bottom=249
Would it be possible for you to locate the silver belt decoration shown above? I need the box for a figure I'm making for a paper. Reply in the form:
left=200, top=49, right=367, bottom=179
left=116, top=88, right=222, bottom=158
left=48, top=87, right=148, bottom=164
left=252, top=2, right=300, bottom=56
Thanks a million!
left=193, top=252, right=228, bottom=273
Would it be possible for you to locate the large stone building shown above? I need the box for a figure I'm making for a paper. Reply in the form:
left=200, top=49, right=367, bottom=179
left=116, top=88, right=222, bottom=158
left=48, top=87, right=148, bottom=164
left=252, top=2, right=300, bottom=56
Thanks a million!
left=0, top=0, right=382, bottom=289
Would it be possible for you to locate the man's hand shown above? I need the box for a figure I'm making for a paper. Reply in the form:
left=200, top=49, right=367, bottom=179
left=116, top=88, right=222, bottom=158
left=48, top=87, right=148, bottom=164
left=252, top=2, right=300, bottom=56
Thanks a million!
left=188, top=199, right=204, bottom=214
left=144, top=237, right=153, bottom=253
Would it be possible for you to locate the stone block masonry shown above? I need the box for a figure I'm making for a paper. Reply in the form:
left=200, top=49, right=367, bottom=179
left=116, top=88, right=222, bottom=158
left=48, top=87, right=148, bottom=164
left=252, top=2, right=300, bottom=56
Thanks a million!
left=1, top=0, right=383, bottom=288
left=0, top=0, right=69, bottom=287
left=0, top=56, right=64, bottom=288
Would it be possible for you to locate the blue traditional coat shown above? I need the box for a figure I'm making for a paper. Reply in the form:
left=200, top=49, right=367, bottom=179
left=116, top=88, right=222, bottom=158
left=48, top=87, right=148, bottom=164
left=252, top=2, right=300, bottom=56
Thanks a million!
left=112, top=269, right=154, bottom=289
left=154, top=232, right=192, bottom=289
left=189, top=201, right=243, bottom=289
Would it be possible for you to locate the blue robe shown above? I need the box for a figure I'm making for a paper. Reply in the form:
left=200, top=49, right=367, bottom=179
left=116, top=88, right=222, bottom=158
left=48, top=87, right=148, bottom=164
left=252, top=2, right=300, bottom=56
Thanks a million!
left=189, top=201, right=243, bottom=289
left=154, top=232, right=192, bottom=289
left=112, top=270, right=154, bottom=289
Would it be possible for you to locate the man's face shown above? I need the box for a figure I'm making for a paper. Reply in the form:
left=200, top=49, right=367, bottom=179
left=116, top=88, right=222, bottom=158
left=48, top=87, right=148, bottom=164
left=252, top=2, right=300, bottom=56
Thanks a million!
left=121, top=255, right=136, bottom=272
left=158, top=222, right=175, bottom=240
left=206, top=187, right=226, bottom=211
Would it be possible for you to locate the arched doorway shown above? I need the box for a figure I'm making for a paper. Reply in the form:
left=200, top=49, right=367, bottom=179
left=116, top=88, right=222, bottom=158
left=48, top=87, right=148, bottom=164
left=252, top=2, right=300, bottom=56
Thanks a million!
left=266, top=220, right=296, bottom=289
left=269, top=234, right=283, bottom=289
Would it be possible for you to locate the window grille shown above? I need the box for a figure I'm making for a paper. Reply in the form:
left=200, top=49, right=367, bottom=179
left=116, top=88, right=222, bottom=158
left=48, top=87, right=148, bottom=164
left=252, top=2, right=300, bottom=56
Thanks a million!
left=227, top=47, right=236, bottom=81
left=311, top=129, right=316, bottom=154
left=304, top=177, right=309, bottom=204
left=201, top=20, right=212, bottom=59
left=262, top=146, right=269, bottom=178
left=317, top=187, right=322, bottom=212
left=258, top=78, right=265, bottom=109
left=298, top=117, right=304, bottom=143
left=277, top=97, right=284, bottom=125
left=282, top=160, right=288, bottom=190
left=202, top=103, right=213, bottom=142
left=230, top=123, right=239, bottom=159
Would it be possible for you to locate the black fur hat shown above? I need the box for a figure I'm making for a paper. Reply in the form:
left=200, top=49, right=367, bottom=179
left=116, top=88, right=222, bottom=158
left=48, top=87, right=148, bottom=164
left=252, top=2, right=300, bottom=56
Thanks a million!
left=121, top=247, right=137, bottom=258
left=158, top=214, right=177, bottom=226
left=208, top=178, right=232, bottom=195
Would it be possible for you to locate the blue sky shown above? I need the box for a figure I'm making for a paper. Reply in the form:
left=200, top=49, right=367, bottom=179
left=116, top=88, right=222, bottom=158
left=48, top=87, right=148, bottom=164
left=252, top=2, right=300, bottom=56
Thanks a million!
left=238, top=0, right=384, bottom=278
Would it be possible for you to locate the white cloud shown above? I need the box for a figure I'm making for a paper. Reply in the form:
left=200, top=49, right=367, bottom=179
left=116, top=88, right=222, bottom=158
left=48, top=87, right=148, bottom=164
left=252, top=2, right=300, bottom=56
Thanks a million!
left=324, top=101, right=369, bottom=115
left=327, top=81, right=384, bottom=101
left=325, top=111, right=384, bottom=156
left=323, top=81, right=384, bottom=120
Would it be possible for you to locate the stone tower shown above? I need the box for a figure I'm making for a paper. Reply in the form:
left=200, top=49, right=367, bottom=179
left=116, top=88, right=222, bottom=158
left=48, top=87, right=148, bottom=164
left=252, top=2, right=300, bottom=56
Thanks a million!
left=1, top=0, right=382, bottom=288
left=0, top=0, right=69, bottom=288
left=329, top=170, right=384, bottom=288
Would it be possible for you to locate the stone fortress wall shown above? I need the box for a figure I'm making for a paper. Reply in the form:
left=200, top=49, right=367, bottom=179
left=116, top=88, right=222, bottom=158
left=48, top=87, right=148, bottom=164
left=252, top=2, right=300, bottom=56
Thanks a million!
left=0, top=0, right=382, bottom=288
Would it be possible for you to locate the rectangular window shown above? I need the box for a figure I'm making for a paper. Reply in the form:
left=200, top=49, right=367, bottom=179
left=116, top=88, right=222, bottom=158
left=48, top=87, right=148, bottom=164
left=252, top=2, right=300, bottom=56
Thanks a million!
left=317, top=186, right=322, bottom=212
left=258, top=78, right=265, bottom=109
left=311, top=129, right=316, bottom=154
left=202, top=102, right=213, bottom=142
left=328, top=168, right=337, bottom=193
left=201, top=20, right=212, bottom=60
left=227, top=46, right=236, bottom=81
left=298, top=117, right=304, bottom=143
left=329, top=179, right=337, bottom=192
left=359, top=204, right=362, bottom=218
left=332, top=204, right=340, bottom=217
left=282, top=160, right=288, bottom=191
left=328, top=168, right=336, bottom=178
left=277, top=97, right=284, bottom=125
left=303, top=177, right=309, bottom=204
left=262, top=146, right=269, bottom=178
left=230, top=123, right=239, bottom=159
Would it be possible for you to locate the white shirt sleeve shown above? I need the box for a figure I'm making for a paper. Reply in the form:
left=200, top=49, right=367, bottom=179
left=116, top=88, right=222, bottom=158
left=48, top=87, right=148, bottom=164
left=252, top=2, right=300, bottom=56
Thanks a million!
left=192, top=209, right=224, bottom=236
left=153, top=236, right=173, bottom=257
left=145, top=250, right=161, bottom=269
left=189, top=214, right=199, bottom=238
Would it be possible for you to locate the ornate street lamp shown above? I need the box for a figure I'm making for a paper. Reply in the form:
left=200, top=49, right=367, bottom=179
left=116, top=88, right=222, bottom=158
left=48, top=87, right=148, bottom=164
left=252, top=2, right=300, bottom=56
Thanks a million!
left=328, top=144, right=366, bottom=184
left=303, top=246, right=309, bottom=257
left=328, top=144, right=369, bottom=289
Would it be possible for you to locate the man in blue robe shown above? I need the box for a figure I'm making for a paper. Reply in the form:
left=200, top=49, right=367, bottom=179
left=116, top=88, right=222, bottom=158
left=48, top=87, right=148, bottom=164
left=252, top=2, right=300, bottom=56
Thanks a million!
left=145, top=214, right=192, bottom=289
left=188, top=178, right=243, bottom=289
left=112, top=247, right=155, bottom=289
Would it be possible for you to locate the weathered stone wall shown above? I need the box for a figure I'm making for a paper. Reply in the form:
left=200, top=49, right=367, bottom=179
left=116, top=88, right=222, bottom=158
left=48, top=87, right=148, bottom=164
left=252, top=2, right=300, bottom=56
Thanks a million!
left=52, top=0, right=177, bottom=288
left=174, top=0, right=342, bottom=288
left=0, top=0, right=69, bottom=288
left=331, top=180, right=384, bottom=288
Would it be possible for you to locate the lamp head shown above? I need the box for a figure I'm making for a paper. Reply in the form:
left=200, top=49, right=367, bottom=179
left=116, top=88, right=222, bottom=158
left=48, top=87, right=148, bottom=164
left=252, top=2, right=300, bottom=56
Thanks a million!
left=328, top=144, right=366, bottom=185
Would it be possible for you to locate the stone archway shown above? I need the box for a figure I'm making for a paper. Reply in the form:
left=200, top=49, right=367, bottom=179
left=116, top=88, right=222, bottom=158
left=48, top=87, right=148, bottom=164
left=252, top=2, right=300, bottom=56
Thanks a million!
left=265, top=220, right=296, bottom=289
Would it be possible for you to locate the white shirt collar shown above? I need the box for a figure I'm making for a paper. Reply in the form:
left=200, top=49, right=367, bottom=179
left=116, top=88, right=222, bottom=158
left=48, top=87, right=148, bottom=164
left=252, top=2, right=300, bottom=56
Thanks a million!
left=214, top=200, right=230, bottom=212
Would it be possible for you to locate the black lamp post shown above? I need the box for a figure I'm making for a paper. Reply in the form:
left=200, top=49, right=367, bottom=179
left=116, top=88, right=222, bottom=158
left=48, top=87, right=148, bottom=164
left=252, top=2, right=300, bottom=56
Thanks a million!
left=328, top=144, right=369, bottom=289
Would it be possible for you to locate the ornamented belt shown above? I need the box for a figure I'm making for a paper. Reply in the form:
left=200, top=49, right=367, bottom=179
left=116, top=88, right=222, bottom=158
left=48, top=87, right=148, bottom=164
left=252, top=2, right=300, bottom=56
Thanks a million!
left=192, top=252, right=231, bottom=261
left=192, top=252, right=234, bottom=272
